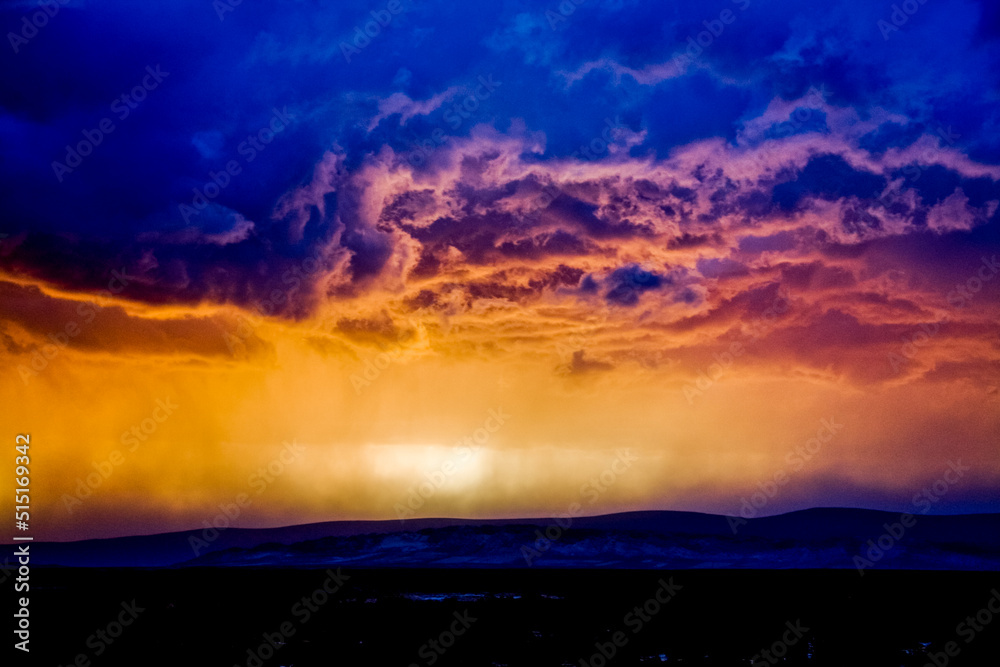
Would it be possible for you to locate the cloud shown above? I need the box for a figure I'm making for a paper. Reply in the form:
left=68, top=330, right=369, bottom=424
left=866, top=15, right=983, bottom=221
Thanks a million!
left=366, top=87, right=462, bottom=131
left=603, top=264, right=666, bottom=306
left=3, top=0, right=1000, bottom=536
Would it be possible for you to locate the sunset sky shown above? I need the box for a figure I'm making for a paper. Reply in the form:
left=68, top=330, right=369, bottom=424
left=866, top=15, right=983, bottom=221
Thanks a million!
left=2, top=0, right=999, bottom=541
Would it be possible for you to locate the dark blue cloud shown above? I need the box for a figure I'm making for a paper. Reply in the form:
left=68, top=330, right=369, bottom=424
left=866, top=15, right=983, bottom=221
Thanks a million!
left=891, top=166, right=1000, bottom=209
left=763, top=108, right=828, bottom=140
left=772, top=154, right=886, bottom=211
left=604, top=264, right=664, bottom=306
left=0, top=0, right=997, bottom=313
left=857, top=121, right=924, bottom=153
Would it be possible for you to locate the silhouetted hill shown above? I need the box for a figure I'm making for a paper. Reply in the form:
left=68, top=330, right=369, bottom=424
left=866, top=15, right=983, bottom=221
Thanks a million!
left=11, top=508, right=999, bottom=569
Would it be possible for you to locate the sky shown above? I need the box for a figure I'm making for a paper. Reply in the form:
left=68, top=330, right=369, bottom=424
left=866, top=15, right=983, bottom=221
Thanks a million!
left=1, top=0, right=999, bottom=541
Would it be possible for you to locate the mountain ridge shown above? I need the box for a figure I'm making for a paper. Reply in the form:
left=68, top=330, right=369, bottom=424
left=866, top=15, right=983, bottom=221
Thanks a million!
left=9, top=507, right=999, bottom=569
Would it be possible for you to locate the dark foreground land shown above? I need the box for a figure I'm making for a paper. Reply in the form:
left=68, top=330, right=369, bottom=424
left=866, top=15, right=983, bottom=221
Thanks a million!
left=21, top=568, right=1000, bottom=666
